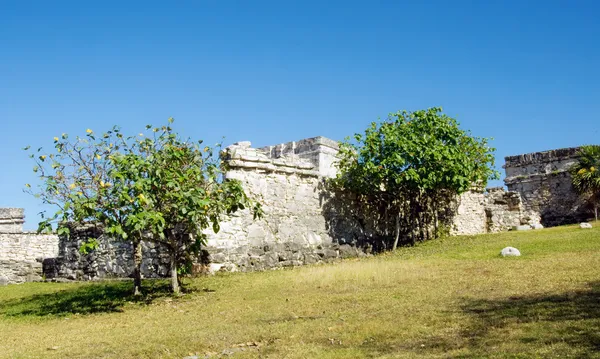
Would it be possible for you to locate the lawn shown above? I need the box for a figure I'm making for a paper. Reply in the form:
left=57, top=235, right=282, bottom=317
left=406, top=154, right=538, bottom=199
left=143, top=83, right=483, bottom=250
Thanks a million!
left=1, top=224, right=599, bottom=358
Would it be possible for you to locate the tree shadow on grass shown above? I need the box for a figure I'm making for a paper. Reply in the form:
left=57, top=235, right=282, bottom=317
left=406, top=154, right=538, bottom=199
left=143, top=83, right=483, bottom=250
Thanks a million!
left=354, top=281, right=600, bottom=358
left=0, top=280, right=173, bottom=318
left=456, top=281, right=600, bottom=358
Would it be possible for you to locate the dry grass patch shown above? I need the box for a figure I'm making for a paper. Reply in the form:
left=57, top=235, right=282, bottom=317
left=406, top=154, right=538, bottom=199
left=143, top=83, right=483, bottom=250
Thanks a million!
left=1, top=223, right=599, bottom=358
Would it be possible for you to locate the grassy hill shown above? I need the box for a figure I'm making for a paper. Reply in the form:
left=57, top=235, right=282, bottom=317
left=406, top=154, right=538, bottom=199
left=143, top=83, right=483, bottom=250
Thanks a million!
left=1, top=223, right=599, bottom=358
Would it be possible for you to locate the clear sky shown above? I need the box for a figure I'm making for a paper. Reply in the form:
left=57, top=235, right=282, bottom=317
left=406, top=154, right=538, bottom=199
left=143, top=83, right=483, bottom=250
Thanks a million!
left=1, top=1, right=599, bottom=229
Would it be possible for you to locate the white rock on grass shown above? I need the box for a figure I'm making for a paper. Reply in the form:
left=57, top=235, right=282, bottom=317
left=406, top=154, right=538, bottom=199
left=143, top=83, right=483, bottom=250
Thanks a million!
left=530, top=223, right=544, bottom=230
left=512, top=225, right=531, bottom=231
left=580, top=222, right=593, bottom=229
left=207, top=263, right=225, bottom=275
left=500, top=247, right=521, bottom=257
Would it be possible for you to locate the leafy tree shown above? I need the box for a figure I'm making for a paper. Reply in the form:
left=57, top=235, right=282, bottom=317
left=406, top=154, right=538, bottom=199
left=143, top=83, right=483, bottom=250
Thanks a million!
left=332, top=107, right=498, bottom=249
left=571, top=145, right=600, bottom=221
left=26, top=120, right=261, bottom=294
left=110, top=123, right=262, bottom=294
left=25, top=126, right=149, bottom=294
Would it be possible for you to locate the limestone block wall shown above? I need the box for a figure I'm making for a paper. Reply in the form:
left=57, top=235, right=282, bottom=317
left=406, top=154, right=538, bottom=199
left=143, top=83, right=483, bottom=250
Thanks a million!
left=203, top=139, right=362, bottom=272
left=43, top=138, right=361, bottom=280
left=450, top=187, right=526, bottom=236
left=0, top=208, right=25, bottom=233
left=451, top=191, right=487, bottom=235
left=259, top=136, right=340, bottom=178
left=0, top=209, right=59, bottom=284
left=43, top=225, right=171, bottom=281
left=504, top=147, right=587, bottom=226
left=9, top=137, right=586, bottom=284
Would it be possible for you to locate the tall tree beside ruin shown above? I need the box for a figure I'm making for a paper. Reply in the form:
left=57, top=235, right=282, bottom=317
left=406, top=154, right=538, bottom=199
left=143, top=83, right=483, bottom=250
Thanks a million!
left=332, top=107, right=498, bottom=249
left=25, top=125, right=148, bottom=295
left=109, top=122, right=262, bottom=294
left=26, top=120, right=260, bottom=294
left=571, top=145, right=600, bottom=221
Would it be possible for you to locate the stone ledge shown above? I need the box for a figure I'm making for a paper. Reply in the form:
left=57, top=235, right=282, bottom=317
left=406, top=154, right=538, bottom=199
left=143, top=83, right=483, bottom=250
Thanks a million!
left=228, top=160, right=320, bottom=177
left=504, top=147, right=581, bottom=168
left=504, top=170, right=571, bottom=185
left=259, top=136, right=340, bottom=159
left=226, top=145, right=317, bottom=171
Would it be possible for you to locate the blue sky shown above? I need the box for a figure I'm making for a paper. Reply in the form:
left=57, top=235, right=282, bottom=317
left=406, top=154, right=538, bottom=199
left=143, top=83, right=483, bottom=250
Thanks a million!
left=1, top=1, right=599, bottom=229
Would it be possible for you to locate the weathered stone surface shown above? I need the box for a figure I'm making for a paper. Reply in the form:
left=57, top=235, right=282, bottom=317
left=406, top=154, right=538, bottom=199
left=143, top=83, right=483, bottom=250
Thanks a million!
left=208, top=263, right=225, bottom=274
left=530, top=223, right=544, bottom=230
left=504, top=147, right=589, bottom=226
left=4, top=140, right=596, bottom=284
left=451, top=187, right=529, bottom=235
left=0, top=227, right=58, bottom=284
left=338, top=244, right=358, bottom=258
left=500, top=247, right=521, bottom=257
left=580, top=222, right=593, bottom=229
left=513, top=225, right=532, bottom=231
left=0, top=208, right=25, bottom=233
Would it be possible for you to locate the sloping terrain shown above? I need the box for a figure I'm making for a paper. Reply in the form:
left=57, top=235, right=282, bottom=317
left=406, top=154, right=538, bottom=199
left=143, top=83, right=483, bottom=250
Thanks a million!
left=1, top=224, right=599, bottom=358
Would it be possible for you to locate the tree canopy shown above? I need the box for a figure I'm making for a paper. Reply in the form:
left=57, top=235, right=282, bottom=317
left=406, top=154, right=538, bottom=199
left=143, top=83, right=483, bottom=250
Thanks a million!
left=332, top=107, right=498, bottom=248
left=26, top=120, right=261, bottom=294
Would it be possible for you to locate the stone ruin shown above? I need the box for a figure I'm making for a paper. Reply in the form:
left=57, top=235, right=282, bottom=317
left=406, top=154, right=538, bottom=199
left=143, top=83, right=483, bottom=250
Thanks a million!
left=504, top=147, right=588, bottom=226
left=0, top=139, right=593, bottom=284
left=0, top=208, right=58, bottom=285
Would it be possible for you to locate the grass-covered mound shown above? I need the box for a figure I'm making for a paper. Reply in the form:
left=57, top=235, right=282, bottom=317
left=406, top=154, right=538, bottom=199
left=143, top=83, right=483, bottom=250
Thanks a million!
left=1, top=223, right=599, bottom=358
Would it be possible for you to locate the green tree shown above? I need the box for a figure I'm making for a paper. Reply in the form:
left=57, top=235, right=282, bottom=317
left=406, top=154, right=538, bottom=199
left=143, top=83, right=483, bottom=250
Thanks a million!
left=571, top=145, right=600, bottom=221
left=26, top=120, right=260, bottom=295
left=332, top=107, right=498, bottom=249
left=25, top=126, right=149, bottom=295
left=110, top=123, right=262, bottom=294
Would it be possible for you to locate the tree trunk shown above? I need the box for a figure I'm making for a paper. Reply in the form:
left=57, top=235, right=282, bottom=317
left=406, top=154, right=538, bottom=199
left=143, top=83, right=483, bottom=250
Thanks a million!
left=433, top=198, right=439, bottom=238
left=392, top=213, right=401, bottom=250
left=132, top=240, right=143, bottom=296
left=170, top=252, right=180, bottom=295
left=595, top=205, right=598, bottom=222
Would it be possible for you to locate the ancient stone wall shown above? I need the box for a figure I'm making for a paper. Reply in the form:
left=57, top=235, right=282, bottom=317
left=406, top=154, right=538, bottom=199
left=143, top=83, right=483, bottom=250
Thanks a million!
left=42, top=137, right=367, bottom=281
left=450, top=187, right=531, bottom=236
left=0, top=208, right=25, bottom=233
left=43, top=225, right=171, bottom=281
left=203, top=138, right=367, bottom=272
left=0, top=209, right=59, bottom=284
left=5, top=138, right=586, bottom=284
left=504, top=147, right=587, bottom=226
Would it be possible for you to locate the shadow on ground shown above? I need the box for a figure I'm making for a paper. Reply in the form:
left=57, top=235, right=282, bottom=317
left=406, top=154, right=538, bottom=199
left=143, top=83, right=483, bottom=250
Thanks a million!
left=456, top=281, right=600, bottom=357
left=354, top=281, right=600, bottom=358
left=0, top=280, right=173, bottom=317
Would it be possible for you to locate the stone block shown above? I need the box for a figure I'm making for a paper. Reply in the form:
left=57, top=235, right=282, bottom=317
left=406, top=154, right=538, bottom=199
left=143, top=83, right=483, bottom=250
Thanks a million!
left=303, top=253, right=319, bottom=264
left=512, top=225, right=531, bottom=231
left=339, top=244, right=358, bottom=258
left=306, top=231, right=322, bottom=245
left=322, top=249, right=338, bottom=259
left=500, top=247, right=521, bottom=257
left=248, top=247, right=265, bottom=257
left=263, top=252, right=279, bottom=267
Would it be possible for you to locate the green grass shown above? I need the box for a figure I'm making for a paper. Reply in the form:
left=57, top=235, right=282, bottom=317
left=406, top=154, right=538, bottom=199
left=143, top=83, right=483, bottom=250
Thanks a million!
left=1, top=223, right=599, bottom=358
